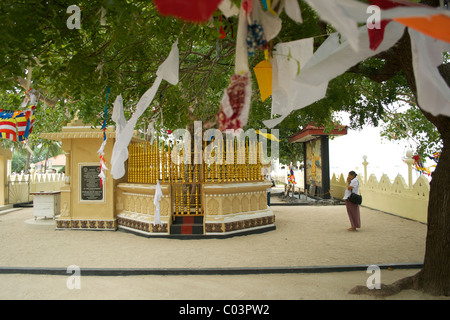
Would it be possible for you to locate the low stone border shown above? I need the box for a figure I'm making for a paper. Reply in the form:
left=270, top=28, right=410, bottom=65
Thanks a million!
left=0, top=263, right=423, bottom=276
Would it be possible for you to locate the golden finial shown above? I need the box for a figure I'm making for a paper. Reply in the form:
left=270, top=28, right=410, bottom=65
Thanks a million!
left=195, top=185, right=199, bottom=215
left=168, top=141, right=172, bottom=183
left=175, top=185, right=180, bottom=215
left=182, top=158, right=185, bottom=183
left=180, top=185, right=185, bottom=214
left=186, top=185, right=190, bottom=215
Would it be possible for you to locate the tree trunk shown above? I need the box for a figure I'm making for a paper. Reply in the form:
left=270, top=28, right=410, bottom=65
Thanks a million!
left=350, top=0, right=450, bottom=295
left=399, top=31, right=450, bottom=297
left=25, top=151, right=31, bottom=175
left=416, top=111, right=450, bottom=296
left=351, top=112, right=450, bottom=298
left=44, top=149, right=49, bottom=173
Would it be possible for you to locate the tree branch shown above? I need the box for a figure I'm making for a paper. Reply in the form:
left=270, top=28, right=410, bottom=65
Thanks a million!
left=16, top=76, right=59, bottom=107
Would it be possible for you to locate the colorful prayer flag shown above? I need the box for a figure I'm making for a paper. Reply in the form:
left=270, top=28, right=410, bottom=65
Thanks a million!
left=0, top=106, right=36, bottom=142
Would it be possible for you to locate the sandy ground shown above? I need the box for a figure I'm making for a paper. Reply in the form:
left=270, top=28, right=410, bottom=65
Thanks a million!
left=0, top=201, right=448, bottom=300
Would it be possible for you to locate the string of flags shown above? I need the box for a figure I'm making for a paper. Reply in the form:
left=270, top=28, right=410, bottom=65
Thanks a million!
left=411, top=154, right=436, bottom=176
left=101, top=0, right=450, bottom=183
left=153, top=0, right=450, bottom=130
left=97, top=86, right=110, bottom=186
left=429, top=151, right=440, bottom=163
left=402, top=151, right=440, bottom=176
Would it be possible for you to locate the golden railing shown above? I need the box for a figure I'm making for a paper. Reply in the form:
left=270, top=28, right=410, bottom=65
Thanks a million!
left=127, top=140, right=265, bottom=184
left=127, top=140, right=265, bottom=217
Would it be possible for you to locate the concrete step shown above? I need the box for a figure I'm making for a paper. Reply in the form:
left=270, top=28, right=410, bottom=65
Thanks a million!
left=170, top=215, right=203, bottom=235
left=0, top=205, right=22, bottom=215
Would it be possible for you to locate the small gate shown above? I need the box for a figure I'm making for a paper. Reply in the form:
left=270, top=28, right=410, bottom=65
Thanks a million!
left=170, top=182, right=203, bottom=235
left=172, top=182, right=202, bottom=216
left=7, top=176, right=31, bottom=205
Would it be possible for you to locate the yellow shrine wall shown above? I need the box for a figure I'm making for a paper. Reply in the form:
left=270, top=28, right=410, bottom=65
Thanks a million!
left=41, top=120, right=135, bottom=230
left=203, top=182, right=275, bottom=234
left=0, top=145, right=12, bottom=206
left=115, top=183, right=172, bottom=234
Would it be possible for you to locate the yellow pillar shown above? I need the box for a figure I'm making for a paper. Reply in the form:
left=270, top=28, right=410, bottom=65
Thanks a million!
left=0, top=143, right=12, bottom=206
left=40, top=117, right=141, bottom=230
left=404, top=151, right=415, bottom=189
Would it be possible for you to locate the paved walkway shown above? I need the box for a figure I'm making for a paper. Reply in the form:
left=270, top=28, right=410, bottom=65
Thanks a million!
left=0, top=202, right=447, bottom=300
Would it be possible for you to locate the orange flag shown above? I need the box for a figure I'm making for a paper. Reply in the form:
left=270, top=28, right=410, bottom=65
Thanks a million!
left=394, top=14, right=450, bottom=44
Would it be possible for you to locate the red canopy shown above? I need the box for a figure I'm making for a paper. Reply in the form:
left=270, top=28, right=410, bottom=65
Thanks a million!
left=153, top=0, right=223, bottom=23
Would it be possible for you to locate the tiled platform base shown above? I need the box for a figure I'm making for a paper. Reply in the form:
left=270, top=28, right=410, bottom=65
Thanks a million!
left=205, top=214, right=275, bottom=234
left=116, top=213, right=168, bottom=235
left=56, top=219, right=117, bottom=230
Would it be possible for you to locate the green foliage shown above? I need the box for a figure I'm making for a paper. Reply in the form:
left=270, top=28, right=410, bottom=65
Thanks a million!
left=0, top=0, right=443, bottom=164
left=380, top=105, right=442, bottom=158
left=11, top=150, right=27, bottom=173
left=0, top=0, right=233, bottom=130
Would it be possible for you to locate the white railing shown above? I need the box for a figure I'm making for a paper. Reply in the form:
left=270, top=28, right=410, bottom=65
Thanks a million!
left=7, top=173, right=65, bottom=204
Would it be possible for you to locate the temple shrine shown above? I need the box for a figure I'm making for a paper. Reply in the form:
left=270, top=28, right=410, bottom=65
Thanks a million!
left=41, top=118, right=275, bottom=238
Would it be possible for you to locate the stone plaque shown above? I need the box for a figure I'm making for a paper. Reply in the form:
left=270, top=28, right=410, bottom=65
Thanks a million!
left=80, top=165, right=103, bottom=201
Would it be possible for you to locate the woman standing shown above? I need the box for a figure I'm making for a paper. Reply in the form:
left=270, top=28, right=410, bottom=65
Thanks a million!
left=343, top=171, right=361, bottom=231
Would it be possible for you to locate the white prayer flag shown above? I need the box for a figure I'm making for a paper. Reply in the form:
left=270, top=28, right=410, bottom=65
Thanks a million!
left=296, top=22, right=406, bottom=87
left=303, top=0, right=360, bottom=51
left=111, top=40, right=179, bottom=180
left=409, top=29, right=450, bottom=117
left=218, top=0, right=239, bottom=17
left=156, top=39, right=179, bottom=86
left=263, top=38, right=328, bottom=128
left=111, top=94, right=126, bottom=135
left=154, top=180, right=162, bottom=225
left=285, top=0, right=303, bottom=24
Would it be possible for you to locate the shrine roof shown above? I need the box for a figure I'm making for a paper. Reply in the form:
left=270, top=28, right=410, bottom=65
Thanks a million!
left=289, top=123, right=347, bottom=143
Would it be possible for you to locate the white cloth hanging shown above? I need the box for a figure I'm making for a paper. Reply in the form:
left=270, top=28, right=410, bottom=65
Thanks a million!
left=307, top=0, right=450, bottom=26
left=112, top=94, right=126, bottom=136
left=295, top=22, right=406, bottom=87
left=156, top=39, right=179, bottom=86
left=218, top=0, right=239, bottom=17
left=284, top=0, right=303, bottom=23
left=153, top=180, right=162, bottom=225
left=302, top=0, right=450, bottom=51
left=251, top=0, right=282, bottom=42
left=409, top=29, right=450, bottom=117
left=111, top=40, right=179, bottom=180
left=264, top=22, right=406, bottom=127
left=303, top=0, right=361, bottom=51
left=235, top=6, right=249, bottom=75
left=263, top=38, right=328, bottom=128
left=217, top=5, right=253, bottom=131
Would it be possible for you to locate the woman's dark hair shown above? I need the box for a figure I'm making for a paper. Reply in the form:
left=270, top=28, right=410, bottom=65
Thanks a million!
left=349, top=171, right=357, bottom=177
